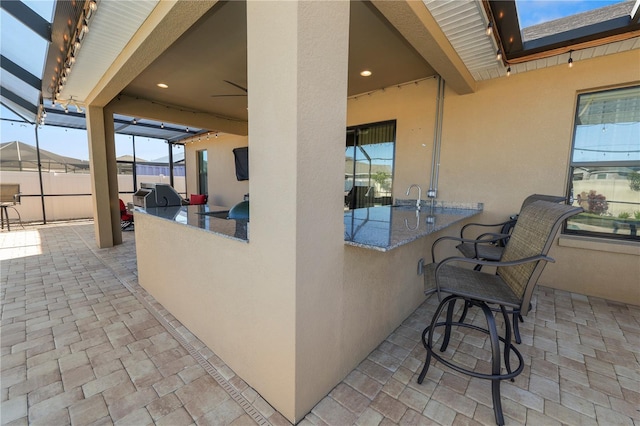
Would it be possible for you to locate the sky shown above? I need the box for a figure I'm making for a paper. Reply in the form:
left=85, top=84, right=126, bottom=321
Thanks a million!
left=516, top=0, right=628, bottom=28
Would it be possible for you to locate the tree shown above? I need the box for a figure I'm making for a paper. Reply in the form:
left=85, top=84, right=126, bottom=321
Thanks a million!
left=628, top=171, right=640, bottom=192
left=371, top=171, right=391, bottom=192
left=577, top=190, right=608, bottom=215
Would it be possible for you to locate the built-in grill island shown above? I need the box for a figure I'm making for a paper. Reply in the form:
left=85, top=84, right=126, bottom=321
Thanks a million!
left=133, top=183, right=183, bottom=209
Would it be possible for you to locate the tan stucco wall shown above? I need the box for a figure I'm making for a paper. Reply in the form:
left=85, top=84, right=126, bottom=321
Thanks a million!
left=184, top=133, right=249, bottom=208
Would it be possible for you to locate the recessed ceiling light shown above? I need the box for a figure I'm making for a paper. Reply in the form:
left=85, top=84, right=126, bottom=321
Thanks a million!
left=157, top=83, right=169, bottom=89
left=360, top=70, right=372, bottom=77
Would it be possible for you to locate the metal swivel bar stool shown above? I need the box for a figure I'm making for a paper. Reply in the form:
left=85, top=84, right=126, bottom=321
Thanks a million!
left=418, top=201, right=583, bottom=425
left=454, top=194, right=566, bottom=344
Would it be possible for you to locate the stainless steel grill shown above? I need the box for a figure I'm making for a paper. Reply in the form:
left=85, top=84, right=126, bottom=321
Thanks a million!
left=133, top=183, right=183, bottom=209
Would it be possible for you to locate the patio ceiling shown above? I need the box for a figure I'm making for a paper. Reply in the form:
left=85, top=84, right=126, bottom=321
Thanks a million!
left=3, top=0, right=639, bottom=139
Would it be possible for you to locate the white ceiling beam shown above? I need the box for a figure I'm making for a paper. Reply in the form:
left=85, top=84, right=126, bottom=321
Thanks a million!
left=370, top=0, right=476, bottom=95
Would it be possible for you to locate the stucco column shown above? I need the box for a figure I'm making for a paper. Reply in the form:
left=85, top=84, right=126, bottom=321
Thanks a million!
left=86, top=105, right=121, bottom=247
left=247, top=1, right=349, bottom=422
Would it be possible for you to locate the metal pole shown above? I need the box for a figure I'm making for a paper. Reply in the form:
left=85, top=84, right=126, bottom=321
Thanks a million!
left=34, top=125, right=47, bottom=224
left=168, top=140, right=174, bottom=187
left=428, top=75, right=445, bottom=200
left=132, top=135, right=137, bottom=191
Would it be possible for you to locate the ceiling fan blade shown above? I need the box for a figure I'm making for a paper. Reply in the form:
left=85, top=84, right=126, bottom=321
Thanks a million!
left=224, top=80, right=248, bottom=93
left=210, top=94, right=247, bottom=97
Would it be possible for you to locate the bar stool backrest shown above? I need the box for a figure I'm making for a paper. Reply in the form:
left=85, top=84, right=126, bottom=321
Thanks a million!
left=497, top=200, right=583, bottom=315
left=0, top=184, right=20, bottom=205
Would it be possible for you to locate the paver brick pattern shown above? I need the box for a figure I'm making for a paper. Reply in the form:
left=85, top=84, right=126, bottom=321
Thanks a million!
left=2, top=222, right=639, bottom=425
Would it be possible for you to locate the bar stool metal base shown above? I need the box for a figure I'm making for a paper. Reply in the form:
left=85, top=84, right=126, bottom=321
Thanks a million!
left=1, top=204, right=23, bottom=231
left=417, top=294, right=524, bottom=425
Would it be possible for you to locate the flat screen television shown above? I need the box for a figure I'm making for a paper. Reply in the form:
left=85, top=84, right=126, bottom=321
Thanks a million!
left=233, top=147, right=249, bottom=181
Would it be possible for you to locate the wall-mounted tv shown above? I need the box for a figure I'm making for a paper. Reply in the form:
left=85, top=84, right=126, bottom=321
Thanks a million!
left=233, top=147, right=249, bottom=181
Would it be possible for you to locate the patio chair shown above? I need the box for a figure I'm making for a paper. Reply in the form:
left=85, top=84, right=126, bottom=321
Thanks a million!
left=346, top=186, right=374, bottom=209
left=418, top=200, right=582, bottom=425
left=455, top=193, right=566, bottom=343
left=120, top=199, right=134, bottom=231
left=0, top=183, right=23, bottom=231
left=456, top=194, right=566, bottom=264
left=189, top=194, right=207, bottom=205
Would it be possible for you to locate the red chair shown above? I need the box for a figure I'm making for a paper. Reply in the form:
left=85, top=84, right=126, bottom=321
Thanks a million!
left=120, top=199, right=134, bottom=230
left=190, top=194, right=207, bottom=205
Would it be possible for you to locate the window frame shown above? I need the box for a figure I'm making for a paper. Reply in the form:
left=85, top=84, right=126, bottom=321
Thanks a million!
left=564, top=84, right=640, bottom=241
left=345, top=119, right=397, bottom=210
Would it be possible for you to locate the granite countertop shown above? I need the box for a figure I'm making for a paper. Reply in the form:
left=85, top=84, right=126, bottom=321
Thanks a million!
left=138, top=200, right=482, bottom=251
left=137, top=204, right=249, bottom=242
left=344, top=201, right=483, bottom=252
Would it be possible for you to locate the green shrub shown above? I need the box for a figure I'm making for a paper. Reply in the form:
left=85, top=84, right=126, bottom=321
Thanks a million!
left=618, top=212, right=630, bottom=219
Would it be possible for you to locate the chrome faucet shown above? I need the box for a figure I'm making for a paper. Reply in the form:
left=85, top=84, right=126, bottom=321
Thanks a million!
left=406, top=184, right=422, bottom=210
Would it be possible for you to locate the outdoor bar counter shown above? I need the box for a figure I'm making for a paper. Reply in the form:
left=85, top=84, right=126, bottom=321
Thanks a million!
left=134, top=200, right=482, bottom=421
left=137, top=200, right=482, bottom=251
left=139, top=204, right=249, bottom=242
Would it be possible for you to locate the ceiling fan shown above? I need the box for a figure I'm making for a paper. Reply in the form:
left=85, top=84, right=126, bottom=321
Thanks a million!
left=211, top=80, right=247, bottom=97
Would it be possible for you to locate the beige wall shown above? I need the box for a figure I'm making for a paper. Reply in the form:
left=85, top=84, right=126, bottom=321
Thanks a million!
left=0, top=171, right=184, bottom=222
left=184, top=133, right=249, bottom=208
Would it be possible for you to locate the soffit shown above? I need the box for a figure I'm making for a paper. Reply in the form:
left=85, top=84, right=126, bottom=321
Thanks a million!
left=50, top=0, right=159, bottom=105
left=423, top=0, right=503, bottom=80
left=122, top=0, right=436, bottom=123
left=425, top=0, right=640, bottom=81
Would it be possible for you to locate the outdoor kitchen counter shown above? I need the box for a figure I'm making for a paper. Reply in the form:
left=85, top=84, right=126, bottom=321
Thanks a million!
left=136, top=201, right=482, bottom=249
left=345, top=201, right=483, bottom=252
left=135, top=204, right=249, bottom=242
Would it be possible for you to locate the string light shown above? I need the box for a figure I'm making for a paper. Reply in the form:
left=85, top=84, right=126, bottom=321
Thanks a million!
left=349, top=76, right=433, bottom=101
left=50, top=0, right=98, bottom=107
left=496, top=49, right=502, bottom=61
left=486, top=21, right=493, bottom=36
left=568, top=50, right=574, bottom=68
left=506, top=66, right=511, bottom=77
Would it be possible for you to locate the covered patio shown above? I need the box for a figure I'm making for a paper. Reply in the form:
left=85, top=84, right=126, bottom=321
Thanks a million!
left=1, top=222, right=638, bottom=425
left=2, top=0, right=639, bottom=423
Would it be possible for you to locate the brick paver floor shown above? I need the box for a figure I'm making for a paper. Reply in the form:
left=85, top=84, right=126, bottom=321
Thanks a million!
left=1, top=221, right=639, bottom=425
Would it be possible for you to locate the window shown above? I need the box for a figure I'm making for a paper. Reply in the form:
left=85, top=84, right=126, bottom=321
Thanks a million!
left=197, top=150, right=208, bottom=195
left=566, top=85, right=640, bottom=240
left=345, top=120, right=396, bottom=210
